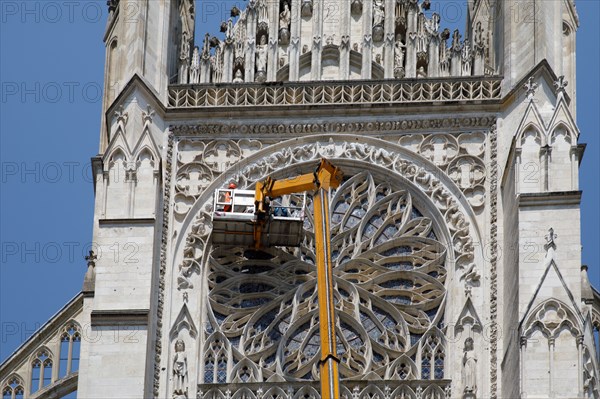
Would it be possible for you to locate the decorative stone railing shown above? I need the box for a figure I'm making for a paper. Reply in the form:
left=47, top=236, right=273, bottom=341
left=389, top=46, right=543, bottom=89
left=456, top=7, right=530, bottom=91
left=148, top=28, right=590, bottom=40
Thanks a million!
left=167, top=77, right=502, bottom=108
left=198, top=380, right=452, bottom=399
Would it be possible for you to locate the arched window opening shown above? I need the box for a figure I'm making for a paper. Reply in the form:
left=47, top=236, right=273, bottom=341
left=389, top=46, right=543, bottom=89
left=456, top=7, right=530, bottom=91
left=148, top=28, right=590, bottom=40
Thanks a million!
left=204, top=355, right=215, bottom=384
left=217, top=353, right=227, bottom=383
left=593, top=321, right=600, bottom=363
left=434, top=349, right=444, bottom=379
left=59, top=324, right=81, bottom=377
left=421, top=352, right=431, bottom=380
left=2, top=377, right=24, bottom=399
left=31, top=350, right=52, bottom=393
left=59, top=339, right=69, bottom=378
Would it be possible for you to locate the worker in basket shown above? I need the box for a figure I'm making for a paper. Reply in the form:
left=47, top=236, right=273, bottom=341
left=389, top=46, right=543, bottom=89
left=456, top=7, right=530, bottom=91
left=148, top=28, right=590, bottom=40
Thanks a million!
left=223, top=182, right=236, bottom=212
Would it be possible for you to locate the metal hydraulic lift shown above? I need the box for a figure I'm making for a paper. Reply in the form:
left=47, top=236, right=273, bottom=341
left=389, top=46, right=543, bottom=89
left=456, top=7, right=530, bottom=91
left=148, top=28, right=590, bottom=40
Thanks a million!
left=211, top=159, right=343, bottom=399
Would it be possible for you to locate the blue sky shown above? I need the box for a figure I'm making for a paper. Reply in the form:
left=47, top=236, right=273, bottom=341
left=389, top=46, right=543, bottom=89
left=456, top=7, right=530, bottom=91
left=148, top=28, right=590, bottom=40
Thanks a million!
left=1, top=1, right=598, bottom=362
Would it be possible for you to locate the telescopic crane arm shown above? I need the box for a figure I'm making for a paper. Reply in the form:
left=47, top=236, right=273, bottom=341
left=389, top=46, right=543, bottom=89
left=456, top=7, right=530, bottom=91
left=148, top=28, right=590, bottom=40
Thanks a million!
left=253, top=159, right=343, bottom=399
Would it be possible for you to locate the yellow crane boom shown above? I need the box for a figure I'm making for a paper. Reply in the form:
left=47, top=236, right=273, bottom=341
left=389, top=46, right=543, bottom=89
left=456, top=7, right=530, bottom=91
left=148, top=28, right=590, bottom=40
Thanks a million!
left=254, top=159, right=343, bottom=399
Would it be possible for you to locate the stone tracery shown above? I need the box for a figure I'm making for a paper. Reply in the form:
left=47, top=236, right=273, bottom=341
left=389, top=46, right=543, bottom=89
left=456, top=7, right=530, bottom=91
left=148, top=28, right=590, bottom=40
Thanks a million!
left=177, top=0, right=491, bottom=84
left=201, top=171, right=448, bottom=383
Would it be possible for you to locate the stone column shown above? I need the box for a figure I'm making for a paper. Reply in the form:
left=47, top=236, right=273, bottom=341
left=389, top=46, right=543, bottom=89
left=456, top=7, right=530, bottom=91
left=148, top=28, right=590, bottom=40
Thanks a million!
left=570, top=146, right=579, bottom=190
left=428, top=35, right=440, bottom=77
left=548, top=338, right=555, bottom=396
left=200, top=56, right=211, bottom=83
left=405, top=3, right=417, bottom=78
left=451, top=48, right=461, bottom=77
left=311, top=0, right=324, bottom=80
left=362, top=0, right=373, bottom=79
left=383, top=0, right=395, bottom=78
left=520, top=336, right=527, bottom=397
left=577, top=335, right=584, bottom=397
left=339, top=0, right=351, bottom=79
left=223, top=42, right=234, bottom=83
left=245, top=7, right=257, bottom=82
left=267, top=0, right=280, bottom=81
left=540, top=145, right=550, bottom=191
left=289, top=0, right=301, bottom=80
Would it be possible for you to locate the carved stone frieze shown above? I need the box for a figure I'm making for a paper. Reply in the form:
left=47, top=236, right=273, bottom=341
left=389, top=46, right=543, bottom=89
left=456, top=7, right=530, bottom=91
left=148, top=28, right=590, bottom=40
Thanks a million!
left=196, top=380, right=451, bottom=399
left=168, top=77, right=502, bottom=108
left=171, top=116, right=495, bottom=136
left=488, top=124, right=498, bottom=399
left=153, top=133, right=174, bottom=397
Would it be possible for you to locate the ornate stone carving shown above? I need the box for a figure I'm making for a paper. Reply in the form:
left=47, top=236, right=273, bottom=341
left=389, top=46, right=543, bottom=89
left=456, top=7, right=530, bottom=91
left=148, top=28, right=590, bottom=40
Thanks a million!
left=173, top=139, right=264, bottom=220
left=203, top=175, right=447, bottom=381
left=255, top=35, right=268, bottom=82
left=153, top=133, right=174, bottom=397
left=173, top=339, right=188, bottom=398
left=279, top=1, right=291, bottom=45
left=168, top=77, right=502, bottom=108
left=173, top=0, right=494, bottom=85
left=197, top=381, right=450, bottom=399
left=488, top=124, right=498, bottom=399
left=301, top=0, right=312, bottom=17
left=351, top=0, right=363, bottom=15
left=462, top=338, right=477, bottom=397
left=544, top=227, right=557, bottom=251
left=525, top=77, right=538, bottom=101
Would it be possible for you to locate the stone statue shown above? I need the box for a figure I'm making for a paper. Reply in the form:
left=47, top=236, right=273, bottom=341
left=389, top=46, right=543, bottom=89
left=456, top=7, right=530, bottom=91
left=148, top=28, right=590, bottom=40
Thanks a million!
left=416, top=14, right=428, bottom=53
left=180, top=32, right=190, bottom=61
left=373, top=0, right=385, bottom=27
left=233, top=69, right=244, bottom=83
left=256, top=35, right=268, bottom=73
left=395, top=40, right=406, bottom=68
left=426, top=13, right=440, bottom=35
left=178, top=32, right=191, bottom=84
left=280, top=2, right=291, bottom=29
left=452, top=29, right=461, bottom=51
left=474, top=22, right=484, bottom=48
left=173, top=339, right=188, bottom=396
left=462, top=338, right=477, bottom=396
left=225, top=19, right=234, bottom=42
left=202, top=33, right=211, bottom=58
left=189, top=47, right=200, bottom=84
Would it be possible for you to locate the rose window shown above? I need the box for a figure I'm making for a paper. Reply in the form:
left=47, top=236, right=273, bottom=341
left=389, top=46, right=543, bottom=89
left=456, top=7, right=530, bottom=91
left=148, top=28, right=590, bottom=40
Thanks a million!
left=205, top=172, right=447, bottom=382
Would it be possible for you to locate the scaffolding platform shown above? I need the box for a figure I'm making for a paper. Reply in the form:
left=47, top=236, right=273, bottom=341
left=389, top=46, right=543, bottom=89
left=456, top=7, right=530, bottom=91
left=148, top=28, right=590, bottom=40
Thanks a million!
left=211, top=189, right=305, bottom=247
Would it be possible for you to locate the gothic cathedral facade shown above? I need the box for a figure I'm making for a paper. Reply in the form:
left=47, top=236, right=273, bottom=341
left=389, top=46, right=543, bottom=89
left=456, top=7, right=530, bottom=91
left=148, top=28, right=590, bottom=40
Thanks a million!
left=2, top=1, right=599, bottom=398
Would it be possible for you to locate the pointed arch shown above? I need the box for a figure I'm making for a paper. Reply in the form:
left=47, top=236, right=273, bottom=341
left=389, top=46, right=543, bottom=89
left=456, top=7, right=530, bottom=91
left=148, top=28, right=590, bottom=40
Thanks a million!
left=29, top=347, right=54, bottom=394
left=106, top=36, right=120, bottom=103
left=169, top=304, right=198, bottom=340
left=356, top=384, right=386, bottom=399
left=230, top=387, right=257, bottom=399
left=389, top=385, right=417, bottom=399
left=1, top=374, right=24, bottom=399
left=292, top=385, right=320, bottom=399
left=549, top=121, right=576, bottom=147
left=521, top=299, right=582, bottom=397
left=59, top=320, right=82, bottom=377
left=385, top=354, right=418, bottom=380
left=261, top=385, right=288, bottom=399
left=422, top=384, right=446, bottom=399
left=516, top=123, right=544, bottom=149
left=231, top=358, right=261, bottom=383
left=455, top=296, right=483, bottom=334
left=523, top=299, right=581, bottom=339
left=203, top=332, right=232, bottom=384
left=417, top=327, right=446, bottom=380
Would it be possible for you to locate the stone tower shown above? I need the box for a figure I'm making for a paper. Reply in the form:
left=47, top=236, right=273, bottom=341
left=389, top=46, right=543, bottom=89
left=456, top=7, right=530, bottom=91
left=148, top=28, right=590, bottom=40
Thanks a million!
left=1, top=1, right=598, bottom=399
